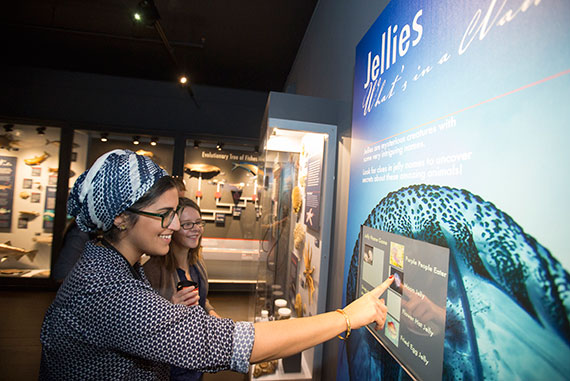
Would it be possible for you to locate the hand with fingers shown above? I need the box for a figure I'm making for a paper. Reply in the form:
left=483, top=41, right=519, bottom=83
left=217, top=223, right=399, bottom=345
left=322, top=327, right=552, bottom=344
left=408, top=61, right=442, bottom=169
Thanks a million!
left=171, top=286, right=200, bottom=306
left=342, top=275, right=395, bottom=331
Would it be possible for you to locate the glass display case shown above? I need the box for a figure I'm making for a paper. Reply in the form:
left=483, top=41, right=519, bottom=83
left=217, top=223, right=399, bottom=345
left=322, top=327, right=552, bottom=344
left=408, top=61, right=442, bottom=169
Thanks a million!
left=252, top=93, right=338, bottom=380
left=0, top=123, right=62, bottom=279
left=182, top=141, right=263, bottom=288
left=0, top=126, right=175, bottom=282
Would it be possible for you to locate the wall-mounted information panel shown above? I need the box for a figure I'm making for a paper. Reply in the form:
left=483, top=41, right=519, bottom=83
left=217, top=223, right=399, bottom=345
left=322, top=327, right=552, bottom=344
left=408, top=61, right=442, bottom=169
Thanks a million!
left=358, top=225, right=449, bottom=381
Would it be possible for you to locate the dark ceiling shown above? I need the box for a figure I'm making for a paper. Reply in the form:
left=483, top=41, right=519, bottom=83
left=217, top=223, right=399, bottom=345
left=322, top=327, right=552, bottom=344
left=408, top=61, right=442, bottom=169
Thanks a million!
left=1, top=0, right=318, bottom=92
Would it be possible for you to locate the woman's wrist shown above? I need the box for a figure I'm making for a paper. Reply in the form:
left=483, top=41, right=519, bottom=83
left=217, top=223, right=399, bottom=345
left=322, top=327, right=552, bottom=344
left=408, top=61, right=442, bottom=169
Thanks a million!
left=335, top=309, right=351, bottom=340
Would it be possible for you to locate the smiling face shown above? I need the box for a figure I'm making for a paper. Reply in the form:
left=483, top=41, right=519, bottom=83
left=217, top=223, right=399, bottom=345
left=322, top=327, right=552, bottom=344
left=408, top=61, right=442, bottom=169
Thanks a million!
left=116, top=187, right=180, bottom=263
left=173, top=206, right=203, bottom=250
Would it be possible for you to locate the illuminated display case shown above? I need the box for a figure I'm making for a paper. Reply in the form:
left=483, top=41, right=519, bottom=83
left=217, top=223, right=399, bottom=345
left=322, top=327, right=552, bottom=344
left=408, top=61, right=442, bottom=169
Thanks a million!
left=252, top=93, right=337, bottom=380
left=0, top=126, right=175, bottom=283
left=0, top=124, right=62, bottom=279
left=182, top=141, right=263, bottom=286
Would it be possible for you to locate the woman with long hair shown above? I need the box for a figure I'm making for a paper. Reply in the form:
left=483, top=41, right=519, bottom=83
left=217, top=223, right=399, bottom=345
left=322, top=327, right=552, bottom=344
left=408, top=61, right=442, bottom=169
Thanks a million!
left=144, top=197, right=217, bottom=316
left=144, top=197, right=217, bottom=380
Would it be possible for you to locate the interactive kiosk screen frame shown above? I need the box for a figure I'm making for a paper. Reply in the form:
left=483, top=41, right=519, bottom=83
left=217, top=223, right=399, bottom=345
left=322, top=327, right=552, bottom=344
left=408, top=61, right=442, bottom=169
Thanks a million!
left=357, top=225, right=450, bottom=381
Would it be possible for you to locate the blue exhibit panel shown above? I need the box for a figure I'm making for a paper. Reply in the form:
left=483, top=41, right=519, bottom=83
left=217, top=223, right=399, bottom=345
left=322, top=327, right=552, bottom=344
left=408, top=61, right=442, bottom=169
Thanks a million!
left=341, top=1, right=570, bottom=380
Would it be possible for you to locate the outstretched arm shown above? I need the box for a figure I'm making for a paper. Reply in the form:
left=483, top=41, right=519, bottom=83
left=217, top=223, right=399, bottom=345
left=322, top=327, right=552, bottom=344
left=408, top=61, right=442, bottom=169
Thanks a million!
left=250, top=276, right=394, bottom=363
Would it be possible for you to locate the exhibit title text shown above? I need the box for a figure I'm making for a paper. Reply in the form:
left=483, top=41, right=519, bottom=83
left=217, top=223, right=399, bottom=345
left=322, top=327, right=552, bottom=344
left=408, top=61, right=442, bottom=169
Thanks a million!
left=363, top=9, right=423, bottom=90
left=359, top=1, right=542, bottom=117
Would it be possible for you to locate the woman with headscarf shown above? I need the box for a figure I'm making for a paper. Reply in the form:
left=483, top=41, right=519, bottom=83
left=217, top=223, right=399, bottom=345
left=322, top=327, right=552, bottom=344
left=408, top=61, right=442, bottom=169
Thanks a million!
left=40, top=149, right=393, bottom=380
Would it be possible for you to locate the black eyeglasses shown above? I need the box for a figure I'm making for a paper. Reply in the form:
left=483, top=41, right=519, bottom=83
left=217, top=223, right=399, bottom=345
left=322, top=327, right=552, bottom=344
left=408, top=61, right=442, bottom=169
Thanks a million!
left=180, top=220, right=206, bottom=230
left=127, top=205, right=181, bottom=228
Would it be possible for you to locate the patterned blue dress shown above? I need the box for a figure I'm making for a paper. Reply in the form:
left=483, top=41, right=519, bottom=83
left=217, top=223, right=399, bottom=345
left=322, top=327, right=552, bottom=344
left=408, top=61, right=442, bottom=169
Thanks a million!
left=40, top=240, right=254, bottom=380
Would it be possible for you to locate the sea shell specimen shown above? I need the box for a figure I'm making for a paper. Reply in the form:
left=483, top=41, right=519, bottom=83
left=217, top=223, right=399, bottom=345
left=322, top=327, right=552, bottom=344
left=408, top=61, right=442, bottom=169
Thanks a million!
left=253, top=360, right=278, bottom=378
left=294, top=223, right=305, bottom=250
left=292, top=186, right=302, bottom=213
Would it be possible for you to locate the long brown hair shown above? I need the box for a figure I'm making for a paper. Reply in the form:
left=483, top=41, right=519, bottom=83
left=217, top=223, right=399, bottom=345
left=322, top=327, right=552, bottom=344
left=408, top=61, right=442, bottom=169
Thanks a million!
left=160, top=197, right=203, bottom=273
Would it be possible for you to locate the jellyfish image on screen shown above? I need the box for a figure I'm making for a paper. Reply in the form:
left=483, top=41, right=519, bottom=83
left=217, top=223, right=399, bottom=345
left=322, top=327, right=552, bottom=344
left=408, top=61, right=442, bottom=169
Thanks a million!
left=390, top=242, right=405, bottom=269
left=384, top=315, right=400, bottom=347
left=390, top=268, right=404, bottom=295
left=393, top=272, right=402, bottom=288
left=363, top=244, right=374, bottom=265
left=346, top=184, right=570, bottom=380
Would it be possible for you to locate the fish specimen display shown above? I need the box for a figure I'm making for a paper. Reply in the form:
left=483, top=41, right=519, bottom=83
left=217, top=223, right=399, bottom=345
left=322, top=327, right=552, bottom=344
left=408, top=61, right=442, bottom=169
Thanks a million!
left=45, top=139, right=79, bottom=148
left=303, top=244, right=315, bottom=305
left=19, top=191, right=30, bottom=199
left=48, top=167, right=76, bottom=177
left=0, top=241, right=38, bottom=262
left=135, top=149, right=154, bottom=158
left=224, top=183, right=244, bottom=204
left=19, top=211, right=40, bottom=219
left=185, top=164, right=222, bottom=201
left=183, top=163, right=221, bottom=179
left=292, top=186, right=302, bottom=213
left=34, top=270, right=51, bottom=277
left=24, top=151, right=50, bottom=165
left=33, top=234, right=53, bottom=244
left=225, top=182, right=244, bottom=192
left=232, top=162, right=263, bottom=177
left=0, top=184, right=12, bottom=190
left=0, top=133, right=20, bottom=151
left=0, top=269, right=30, bottom=276
left=0, top=208, right=9, bottom=214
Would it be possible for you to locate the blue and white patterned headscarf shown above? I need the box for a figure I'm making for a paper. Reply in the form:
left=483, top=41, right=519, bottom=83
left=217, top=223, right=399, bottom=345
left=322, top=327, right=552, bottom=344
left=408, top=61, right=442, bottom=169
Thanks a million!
left=68, top=149, right=168, bottom=232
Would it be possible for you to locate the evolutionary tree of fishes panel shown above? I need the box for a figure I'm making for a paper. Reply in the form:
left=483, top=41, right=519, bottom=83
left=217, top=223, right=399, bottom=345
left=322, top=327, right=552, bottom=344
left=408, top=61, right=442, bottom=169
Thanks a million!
left=183, top=147, right=262, bottom=240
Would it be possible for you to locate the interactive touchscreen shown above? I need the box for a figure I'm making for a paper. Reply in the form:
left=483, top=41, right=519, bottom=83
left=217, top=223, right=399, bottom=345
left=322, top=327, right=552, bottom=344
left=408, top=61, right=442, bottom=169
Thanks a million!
left=357, top=225, right=449, bottom=381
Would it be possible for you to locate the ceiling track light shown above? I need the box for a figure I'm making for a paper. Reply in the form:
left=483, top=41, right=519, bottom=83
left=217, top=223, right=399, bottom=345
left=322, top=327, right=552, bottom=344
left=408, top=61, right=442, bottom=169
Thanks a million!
left=193, top=140, right=200, bottom=149
left=133, top=0, right=160, bottom=26
left=150, top=136, right=158, bottom=146
left=100, top=133, right=108, bottom=142
left=132, top=0, right=200, bottom=109
left=132, top=136, right=140, bottom=145
left=216, top=142, right=224, bottom=151
left=36, top=126, right=46, bottom=135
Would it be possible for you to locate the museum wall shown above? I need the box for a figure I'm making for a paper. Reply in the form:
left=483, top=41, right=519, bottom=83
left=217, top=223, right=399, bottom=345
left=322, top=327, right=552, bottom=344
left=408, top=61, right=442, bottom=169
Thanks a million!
left=0, top=65, right=267, bottom=139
